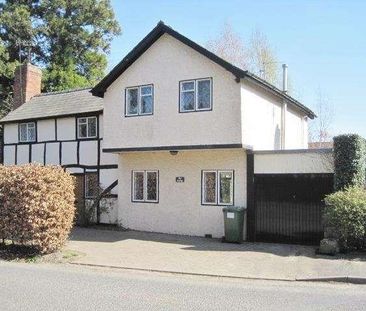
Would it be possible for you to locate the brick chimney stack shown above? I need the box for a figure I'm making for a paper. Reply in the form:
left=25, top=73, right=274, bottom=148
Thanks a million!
left=13, top=62, right=42, bottom=110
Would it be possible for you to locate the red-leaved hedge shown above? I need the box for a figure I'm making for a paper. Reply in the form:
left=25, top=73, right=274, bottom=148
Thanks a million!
left=0, top=164, right=75, bottom=254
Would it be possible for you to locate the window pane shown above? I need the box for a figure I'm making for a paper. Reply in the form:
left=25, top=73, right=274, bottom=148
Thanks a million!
left=127, top=88, right=138, bottom=115
left=203, top=172, right=216, bottom=204
left=182, top=81, right=194, bottom=91
left=88, top=117, right=97, bottom=137
left=141, top=86, right=152, bottom=95
left=181, top=91, right=195, bottom=111
left=219, top=171, right=233, bottom=204
left=79, top=118, right=87, bottom=124
left=79, top=124, right=87, bottom=138
left=28, top=126, right=36, bottom=141
left=197, top=80, right=211, bottom=109
left=141, top=95, right=153, bottom=114
left=85, top=173, right=98, bottom=198
left=133, top=172, right=144, bottom=201
left=20, top=124, right=27, bottom=141
left=146, top=172, right=157, bottom=201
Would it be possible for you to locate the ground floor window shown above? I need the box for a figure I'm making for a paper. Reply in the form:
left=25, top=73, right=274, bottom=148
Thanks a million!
left=132, top=170, right=158, bottom=203
left=202, top=170, right=234, bottom=206
left=85, top=172, right=99, bottom=198
left=73, top=172, right=99, bottom=200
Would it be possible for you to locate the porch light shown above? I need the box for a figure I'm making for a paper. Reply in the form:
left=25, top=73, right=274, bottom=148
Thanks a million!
left=169, top=150, right=179, bottom=156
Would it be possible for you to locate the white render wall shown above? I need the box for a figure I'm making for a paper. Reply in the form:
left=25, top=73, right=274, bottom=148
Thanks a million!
left=38, top=119, right=55, bottom=141
left=286, top=107, right=308, bottom=149
left=3, top=123, right=18, bottom=144
left=254, top=150, right=334, bottom=174
left=241, top=82, right=282, bottom=150
left=103, top=33, right=242, bottom=149
left=117, top=149, right=247, bottom=238
left=241, top=81, right=308, bottom=150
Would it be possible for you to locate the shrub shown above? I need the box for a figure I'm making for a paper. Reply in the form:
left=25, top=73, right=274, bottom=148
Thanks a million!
left=324, top=186, right=366, bottom=251
left=333, top=134, right=366, bottom=191
left=0, top=164, right=75, bottom=254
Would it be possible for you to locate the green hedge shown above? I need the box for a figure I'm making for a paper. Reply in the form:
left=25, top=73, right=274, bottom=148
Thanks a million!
left=324, top=186, right=366, bottom=251
left=333, top=134, right=366, bottom=191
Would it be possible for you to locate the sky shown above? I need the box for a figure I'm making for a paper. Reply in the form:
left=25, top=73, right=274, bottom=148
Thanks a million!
left=109, top=0, right=366, bottom=137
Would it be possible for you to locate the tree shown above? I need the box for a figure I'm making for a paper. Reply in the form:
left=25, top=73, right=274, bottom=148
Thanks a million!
left=206, top=23, right=279, bottom=85
left=308, top=88, right=334, bottom=144
left=206, top=23, right=250, bottom=70
left=247, top=28, right=278, bottom=85
left=0, top=0, right=121, bottom=114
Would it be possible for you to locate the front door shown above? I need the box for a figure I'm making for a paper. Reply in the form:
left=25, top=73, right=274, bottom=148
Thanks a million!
left=74, top=174, right=86, bottom=225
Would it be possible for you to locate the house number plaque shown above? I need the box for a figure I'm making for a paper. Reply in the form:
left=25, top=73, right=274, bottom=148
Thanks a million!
left=176, top=177, right=185, bottom=183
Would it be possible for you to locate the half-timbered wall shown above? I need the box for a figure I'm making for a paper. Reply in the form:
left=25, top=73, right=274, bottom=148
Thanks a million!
left=2, top=113, right=119, bottom=224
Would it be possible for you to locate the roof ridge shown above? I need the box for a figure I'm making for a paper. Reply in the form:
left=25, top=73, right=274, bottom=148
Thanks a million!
left=35, top=87, right=92, bottom=97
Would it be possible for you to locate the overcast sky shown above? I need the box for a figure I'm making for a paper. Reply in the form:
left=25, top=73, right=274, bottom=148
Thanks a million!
left=108, top=0, right=366, bottom=138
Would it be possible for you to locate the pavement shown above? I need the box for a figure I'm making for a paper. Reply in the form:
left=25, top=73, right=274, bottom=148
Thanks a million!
left=66, top=227, right=366, bottom=283
left=1, top=261, right=366, bottom=311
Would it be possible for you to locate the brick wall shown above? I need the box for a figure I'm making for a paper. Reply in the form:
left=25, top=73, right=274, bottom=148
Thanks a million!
left=13, top=63, right=42, bottom=110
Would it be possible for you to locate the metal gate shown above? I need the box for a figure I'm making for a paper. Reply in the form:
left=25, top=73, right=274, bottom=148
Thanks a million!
left=252, top=173, right=334, bottom=245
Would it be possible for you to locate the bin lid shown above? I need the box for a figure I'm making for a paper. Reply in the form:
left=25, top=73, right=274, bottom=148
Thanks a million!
left=222, top=206, right=246, bottom=212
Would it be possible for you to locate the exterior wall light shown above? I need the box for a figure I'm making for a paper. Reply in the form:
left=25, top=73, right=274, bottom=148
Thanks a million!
left=169, top=150, right=179, bottom=156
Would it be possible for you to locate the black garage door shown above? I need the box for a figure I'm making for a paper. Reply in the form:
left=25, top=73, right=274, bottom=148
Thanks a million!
left=252, top=174, right=334, bottom=245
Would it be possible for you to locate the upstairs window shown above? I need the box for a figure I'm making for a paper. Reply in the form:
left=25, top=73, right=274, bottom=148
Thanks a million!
left=179, top=78, right=212, bottom=112
left=126, top=85, right=154, bottom=116
left=132, top=170, right=158, bottom=203
left=202, top=170, right=234, bottom=206
left=19, top=122, right=36, bottom=142
left=77, top=116, right=97, bottom=139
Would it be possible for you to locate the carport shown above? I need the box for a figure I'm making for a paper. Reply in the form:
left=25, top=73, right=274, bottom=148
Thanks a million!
left=246, top=149, right=334, bottom=245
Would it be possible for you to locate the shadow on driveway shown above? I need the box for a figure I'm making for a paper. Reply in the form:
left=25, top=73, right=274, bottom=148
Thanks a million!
left=69, top=226, right=318, bottom=258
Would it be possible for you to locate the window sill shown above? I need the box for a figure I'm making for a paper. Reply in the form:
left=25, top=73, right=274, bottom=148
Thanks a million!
left=179, top=108, right=212, bottom=114
left=125, top=113, right=154, bottom=118
left=131, top=200, right=159, bottom=204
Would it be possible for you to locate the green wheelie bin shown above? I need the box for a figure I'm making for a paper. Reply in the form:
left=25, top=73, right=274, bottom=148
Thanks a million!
left=223, top=206, right=245, bottom=243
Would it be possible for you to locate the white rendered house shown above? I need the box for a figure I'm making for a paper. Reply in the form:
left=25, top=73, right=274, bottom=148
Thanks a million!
left=1, top=23, right=329, bottom=242
left=88, top=22, right=317, bottom=238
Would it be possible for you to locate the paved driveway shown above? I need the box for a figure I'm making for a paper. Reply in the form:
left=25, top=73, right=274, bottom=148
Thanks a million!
left=66, top=227, right=366, bottom=281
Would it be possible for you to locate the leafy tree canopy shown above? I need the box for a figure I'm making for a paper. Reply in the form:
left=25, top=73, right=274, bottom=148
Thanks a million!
left=0, top=0, right=121, bottom=115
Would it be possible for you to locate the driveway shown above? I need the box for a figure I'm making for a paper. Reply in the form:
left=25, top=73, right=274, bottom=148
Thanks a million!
left=66, top=227, right=366, bottom=281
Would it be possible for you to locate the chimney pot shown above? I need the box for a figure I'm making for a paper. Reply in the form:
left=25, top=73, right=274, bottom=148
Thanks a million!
left=13, top=62, right=42, bottom=110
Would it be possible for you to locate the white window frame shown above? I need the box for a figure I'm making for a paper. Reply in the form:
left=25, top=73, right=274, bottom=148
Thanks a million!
left=202, top=170, right=234, bottom=206
left=179, top=80, right=195, bottom=112
left=125, top=84, right=154, bottom=116
left=19, top=122, right=36, bottom=142
left=179, top=78, right=212, bottom=112
left=132, top=170, right=159, bottom=203
left=77, top=116, right=97, bottom=139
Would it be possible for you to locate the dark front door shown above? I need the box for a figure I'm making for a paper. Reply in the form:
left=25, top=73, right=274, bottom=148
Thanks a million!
left=253, top=173, right=334, bottom=245
left=74, top=174, right=86, bottom=225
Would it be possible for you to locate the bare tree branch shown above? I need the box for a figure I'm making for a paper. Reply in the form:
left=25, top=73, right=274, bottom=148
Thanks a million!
left=206, top=23, right=279, bottom=85
left=309, top=88, right=334, bottom=145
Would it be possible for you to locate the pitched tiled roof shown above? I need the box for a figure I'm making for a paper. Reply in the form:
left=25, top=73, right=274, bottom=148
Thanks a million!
left=0, top=88, right=102, bottom=123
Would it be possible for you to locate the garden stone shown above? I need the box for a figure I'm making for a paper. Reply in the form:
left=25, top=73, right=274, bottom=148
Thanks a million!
left=319, top=238, right=340, bottom=255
